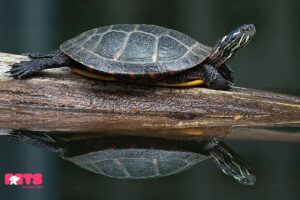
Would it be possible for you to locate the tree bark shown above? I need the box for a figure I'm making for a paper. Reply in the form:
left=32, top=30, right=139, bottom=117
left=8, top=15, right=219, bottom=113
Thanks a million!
left=0, top=53, right=299, bottom=140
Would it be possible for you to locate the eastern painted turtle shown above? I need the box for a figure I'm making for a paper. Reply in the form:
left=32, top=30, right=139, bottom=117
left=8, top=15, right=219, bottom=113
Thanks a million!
left=9, top=24, right=255, bottom=90
left=9, top=132, right=256, bottom=185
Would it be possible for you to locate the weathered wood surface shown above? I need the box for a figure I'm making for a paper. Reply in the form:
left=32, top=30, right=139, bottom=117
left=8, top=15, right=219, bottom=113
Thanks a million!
left=0, top=53, right=299, bottom=139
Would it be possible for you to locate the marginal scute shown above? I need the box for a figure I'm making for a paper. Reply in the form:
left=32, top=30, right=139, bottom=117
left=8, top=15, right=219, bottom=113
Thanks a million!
left=119, top=64, right=139, bottom=74
left=83, top=52, right=109, bottom=72
left=157, top=60, right=181, bottom=72
left=72, top=48, right=90, bottom=63
left=82, top=34, right=102, bottom=50
left=143, top=65, right=161, bottom=74
left=111, top=24, right=136, bottom=32
left=169, top=30, right=197, bottom=47
left=138, top=24, right=168, bottom=36
left=66, top=36, right=86, bottom=49
left=95, top=26, right=110, bottom=34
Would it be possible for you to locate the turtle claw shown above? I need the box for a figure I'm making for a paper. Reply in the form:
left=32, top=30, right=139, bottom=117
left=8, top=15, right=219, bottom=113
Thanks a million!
left=9, top=132, right=27, bottom=142
left=225, top=81, right=234, bottom=90
left=208, top=79, right=234, bottom=91
left=9, top=61, right=38, bottom=79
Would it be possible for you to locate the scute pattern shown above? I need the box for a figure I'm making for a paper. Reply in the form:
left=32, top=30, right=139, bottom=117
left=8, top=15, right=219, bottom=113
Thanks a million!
left=157, top=36, right=187, bottom=61
left=82, top=34, right=102, bottom=50
left=66, top=149, right=207, bottom=179
left=119, top=32, right=156, bottom=62
left=94, top=31, right=127, bottom=59
left=60, top=24, right=211, bottom=75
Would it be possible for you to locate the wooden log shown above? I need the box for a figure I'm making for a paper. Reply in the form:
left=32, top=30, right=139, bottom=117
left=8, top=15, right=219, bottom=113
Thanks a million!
left=0, top=52, right=299, bottom=140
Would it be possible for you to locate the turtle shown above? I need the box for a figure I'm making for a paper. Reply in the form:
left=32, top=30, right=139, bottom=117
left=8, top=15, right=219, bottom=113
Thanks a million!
left=9, top=132, right=256, bottom=185
left=8, top=24, right=256, bottom=90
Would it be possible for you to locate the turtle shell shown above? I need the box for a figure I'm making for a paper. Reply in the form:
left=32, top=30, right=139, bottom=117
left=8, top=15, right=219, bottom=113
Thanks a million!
left=60, top=24, right=212, bottom=77
left=66, top=149, right=207, bottom=178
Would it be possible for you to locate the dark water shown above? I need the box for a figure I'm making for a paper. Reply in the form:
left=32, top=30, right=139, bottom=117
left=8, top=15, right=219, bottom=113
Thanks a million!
left=1, top=130, right=300, bottom=200
left=0, top=0, right=300, bottom=199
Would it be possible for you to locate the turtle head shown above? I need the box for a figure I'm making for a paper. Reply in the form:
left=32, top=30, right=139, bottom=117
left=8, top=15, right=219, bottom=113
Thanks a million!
left=213, top=152, right=256, bottom=186
left=206, top=139, right=256, bottom=186
left=209, top=24, right=256, bottom=67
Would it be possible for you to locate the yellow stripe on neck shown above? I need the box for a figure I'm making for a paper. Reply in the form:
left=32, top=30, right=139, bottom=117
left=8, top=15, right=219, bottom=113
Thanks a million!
left=70, top=67, right=206, bottom=87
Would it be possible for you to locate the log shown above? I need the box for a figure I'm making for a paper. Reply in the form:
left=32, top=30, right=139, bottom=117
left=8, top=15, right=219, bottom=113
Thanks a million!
left=0, top=53, right=299, bottom=140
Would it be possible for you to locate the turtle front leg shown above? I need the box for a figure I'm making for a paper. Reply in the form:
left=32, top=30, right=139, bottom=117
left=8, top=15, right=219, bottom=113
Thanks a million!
left=164, top=64, right=233, bottom=90
left=217, top=64, right=235, bottom=83
left=8, top=50, right=74, bottom=79
left=200, top=64, right=234, bottom=90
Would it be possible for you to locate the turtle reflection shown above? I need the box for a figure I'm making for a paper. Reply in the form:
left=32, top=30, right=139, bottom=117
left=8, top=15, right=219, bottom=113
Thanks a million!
left=9, top=131, right=255, bottom=185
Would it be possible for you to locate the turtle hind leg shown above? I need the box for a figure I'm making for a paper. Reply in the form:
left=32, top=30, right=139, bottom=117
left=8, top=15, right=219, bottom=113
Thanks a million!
left=9, top=50, right=73, bottom=79
left=22, top=49, right=62, bottom=59
left=9, top=131, right=63, bottom=153
left=164, top=64, right=233, bottom=90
